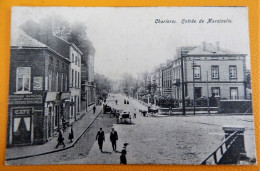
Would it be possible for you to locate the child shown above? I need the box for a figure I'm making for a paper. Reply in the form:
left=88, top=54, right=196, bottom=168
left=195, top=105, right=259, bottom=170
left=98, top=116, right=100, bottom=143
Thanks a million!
left=120, top=149, right=127, bottom=164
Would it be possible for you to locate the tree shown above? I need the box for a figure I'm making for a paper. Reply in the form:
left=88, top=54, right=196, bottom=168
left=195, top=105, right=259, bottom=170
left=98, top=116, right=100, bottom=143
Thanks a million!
left=95, top=73, right=112, bottom=98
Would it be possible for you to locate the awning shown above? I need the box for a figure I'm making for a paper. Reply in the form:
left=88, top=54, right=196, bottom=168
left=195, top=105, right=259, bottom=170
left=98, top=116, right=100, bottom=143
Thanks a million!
left=60, top=92, right=71, bottom=100
left=45, top=92, right=58, bottom=102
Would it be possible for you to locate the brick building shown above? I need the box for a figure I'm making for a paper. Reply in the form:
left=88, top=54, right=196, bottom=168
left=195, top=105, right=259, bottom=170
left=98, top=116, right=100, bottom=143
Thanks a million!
left=21, top=20, right=83, bottom=124
left=7, top=28, right=70, bottom=146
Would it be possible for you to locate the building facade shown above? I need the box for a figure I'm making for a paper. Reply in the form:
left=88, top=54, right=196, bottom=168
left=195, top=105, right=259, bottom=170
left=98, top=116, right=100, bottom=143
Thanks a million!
left=21, top=20, right=84, bottom=124
left=69, top=44, right=82, bottom=124
left=8, top=28, right=70, bottom=146
left=162, top=61, right=173, bottom=96
left=173, top=42, right=247, bottom=101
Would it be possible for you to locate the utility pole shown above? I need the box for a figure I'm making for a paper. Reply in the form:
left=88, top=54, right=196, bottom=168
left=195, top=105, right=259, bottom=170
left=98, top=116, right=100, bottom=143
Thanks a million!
left=180, top=47, right=186, bottom=115
left=192, top=60, right=196, bottom=115
left=207, top=71, right=210, bottom=114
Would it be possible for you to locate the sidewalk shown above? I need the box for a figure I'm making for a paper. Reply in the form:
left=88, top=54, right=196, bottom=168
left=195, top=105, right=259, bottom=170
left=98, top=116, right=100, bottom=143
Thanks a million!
left=5, top=106, right=103, bottom=161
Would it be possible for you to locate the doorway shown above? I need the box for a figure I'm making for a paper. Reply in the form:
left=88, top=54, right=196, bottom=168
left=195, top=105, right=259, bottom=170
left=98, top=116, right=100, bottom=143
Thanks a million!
left=194, top=87, right=202, bottom=100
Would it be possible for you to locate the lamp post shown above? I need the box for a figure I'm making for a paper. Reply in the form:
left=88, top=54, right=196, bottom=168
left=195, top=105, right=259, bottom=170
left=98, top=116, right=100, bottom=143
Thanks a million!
left=180, top=47, right=186, bottom=115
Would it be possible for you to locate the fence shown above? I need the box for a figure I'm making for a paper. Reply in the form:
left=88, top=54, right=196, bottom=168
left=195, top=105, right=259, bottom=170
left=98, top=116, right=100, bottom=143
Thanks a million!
left=201, top=126, right=246, bottom=165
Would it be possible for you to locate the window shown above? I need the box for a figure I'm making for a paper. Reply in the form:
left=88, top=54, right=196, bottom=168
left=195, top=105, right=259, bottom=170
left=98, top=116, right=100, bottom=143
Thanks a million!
left=64, top=74, right=67, bottom=91
left=72, top=53, right=74, bottom=63
left=78, top=72, right=80, bottom=87
left=78, top=58, right=80, bottom=67
left=194, top=66, right=201, bottom=78
left=49, top=57, right=53, bottom=64
left=56, top=72, right=59, bottom=91
left=229, top=66, right=237, bottom=79
left=45, top=76, right=48, bottom=90
left=62, top=63, right=65, bottom=69
left=61, top=74, right=63, bottom=92
left=75, top=71, right=77, bottom=87
left=230, top=87, right=238, bottom=100
left=56, top=60, right=59, bottom=67
left=70, top=98, right=74, bottom=117
left=54, top=106, right=59, bottom=127
left=48, top=69, right=52, bottom=91
left=211, top=66, right=219, bottom=79
left=72, top=69, right=74, bottom=87
left=212, top=87, right=220, bottom=97
left=75, top=56, right=78, bottom=65
left=78, top=96, right=80, bottom=112
left=16, top=67, right=31, bottom=92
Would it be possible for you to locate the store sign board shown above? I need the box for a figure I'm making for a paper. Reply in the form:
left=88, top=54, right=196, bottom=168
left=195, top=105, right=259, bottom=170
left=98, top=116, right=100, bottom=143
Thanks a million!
left=12, top=108, right=33, bottom=115
left=9, top=94, right=43, bottom=105
left=33, top=77, right=43, bottom=90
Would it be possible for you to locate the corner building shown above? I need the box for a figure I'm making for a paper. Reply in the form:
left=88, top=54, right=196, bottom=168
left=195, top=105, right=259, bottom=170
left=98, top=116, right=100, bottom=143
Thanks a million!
left=172, top=42, right=247, bottom=100
left=7, top=28, right=70, bottom=146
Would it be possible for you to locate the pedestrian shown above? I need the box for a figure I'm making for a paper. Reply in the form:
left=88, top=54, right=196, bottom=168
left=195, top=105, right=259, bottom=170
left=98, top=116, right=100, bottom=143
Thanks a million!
left=133, top=113, right=136, bottom=118
left=96, top=128, right=105, bottom=152
left=62, top=117, right=66, bottom=132
left=93, top=105, right=96, bottom=114
left=110, top=128, right=118, bottom=151
left=55, top=129, right=65, bottom=148
left=120, top=149, right=127, bottom=164
left=115, top=100, right=118, bottom=105
left=120, top=143, right=129, bottom=164
left=68, top=126, right=74, bottom=142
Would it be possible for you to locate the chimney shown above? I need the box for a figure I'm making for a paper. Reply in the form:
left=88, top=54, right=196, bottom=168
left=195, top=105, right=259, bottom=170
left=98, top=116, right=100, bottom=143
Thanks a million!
left=202, top=42, right=206, bottom=51
left=215, top=41, right=220, bottom=51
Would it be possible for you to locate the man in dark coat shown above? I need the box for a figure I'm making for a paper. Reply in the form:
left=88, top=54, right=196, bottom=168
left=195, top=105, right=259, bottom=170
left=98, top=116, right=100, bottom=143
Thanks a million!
left=55, top=129, right=65, bottom=148
left=93, top=105, right=96, bottom=114
left=110, top=128, right=118, bottom=151
left=96, top=128, right=105, bottom=152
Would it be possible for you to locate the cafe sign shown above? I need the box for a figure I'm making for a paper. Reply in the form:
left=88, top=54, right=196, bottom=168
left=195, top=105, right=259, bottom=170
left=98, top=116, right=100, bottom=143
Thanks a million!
left=9, top=94, right=43, bottom=105
left=12, top=108, right=33, bottom=115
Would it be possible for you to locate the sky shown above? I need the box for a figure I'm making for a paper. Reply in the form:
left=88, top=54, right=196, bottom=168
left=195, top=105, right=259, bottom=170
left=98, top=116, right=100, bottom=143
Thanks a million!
left=11, top=7, right=250, bottom=80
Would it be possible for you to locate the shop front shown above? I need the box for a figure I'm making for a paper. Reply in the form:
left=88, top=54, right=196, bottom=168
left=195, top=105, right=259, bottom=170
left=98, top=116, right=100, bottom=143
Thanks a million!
left=8, top=94, right=44, bottom=146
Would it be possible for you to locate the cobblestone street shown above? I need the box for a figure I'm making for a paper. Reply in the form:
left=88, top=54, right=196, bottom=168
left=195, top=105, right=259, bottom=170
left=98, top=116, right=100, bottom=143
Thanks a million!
left=59, top=94, right=256, bottom=165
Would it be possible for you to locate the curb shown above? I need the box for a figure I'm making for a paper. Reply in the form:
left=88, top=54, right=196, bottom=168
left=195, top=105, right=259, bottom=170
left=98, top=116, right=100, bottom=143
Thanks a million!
left=6, top=109, right=103, bottom=161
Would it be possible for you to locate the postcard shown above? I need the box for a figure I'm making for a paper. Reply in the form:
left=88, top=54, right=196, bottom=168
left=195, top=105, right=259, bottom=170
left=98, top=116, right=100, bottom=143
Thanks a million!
left=5, top=7, right=256, bottom=165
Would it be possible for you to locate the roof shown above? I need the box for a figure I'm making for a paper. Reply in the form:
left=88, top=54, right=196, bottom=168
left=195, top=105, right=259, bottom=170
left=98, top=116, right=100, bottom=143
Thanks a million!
left=11, top=28, right=70, bottom=63
left=11, top=28, right=47, bottom=48
left=186, top=43, right=243, bottom=55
